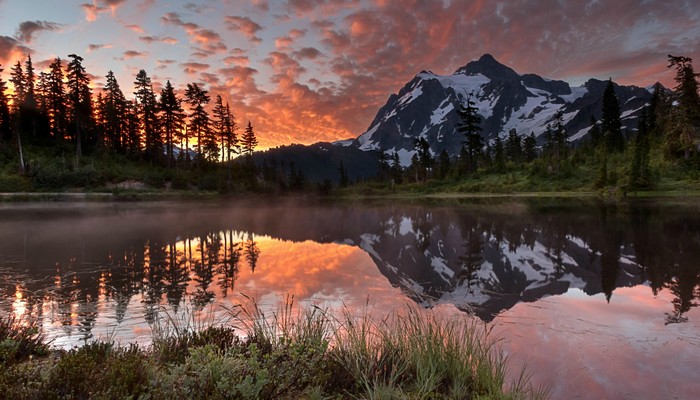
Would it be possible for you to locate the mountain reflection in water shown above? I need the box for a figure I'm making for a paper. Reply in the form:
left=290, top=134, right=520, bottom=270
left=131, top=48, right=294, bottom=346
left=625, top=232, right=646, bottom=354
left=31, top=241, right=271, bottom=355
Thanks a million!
left=0, top=198, right=699, bottom=398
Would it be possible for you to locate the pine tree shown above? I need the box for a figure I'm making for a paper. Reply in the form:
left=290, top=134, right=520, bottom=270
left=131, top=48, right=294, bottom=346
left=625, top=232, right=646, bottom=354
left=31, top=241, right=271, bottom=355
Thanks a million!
left=505, top=128, right=522, bottom=163
left=438, top=149, right=451, bottom=179
left=377, top=148, right=390, bottom=181
left=390, top=152, right=402, bottom=184
left=0, top=65, right=10, bottom=142
left=212, top=95, right=238, bottom=163
left=46, top=58, right=68, bottom=141
left=184, top=83, right=210, bottom=165
left=456, top=93, right=482, bottom=172
left=66, top=54, right=92, bottom=159
left=492, top=136, right=505, bottom=171
left=630, top=107, right=652, bottom=189
left=522, top=132, right=537, bottom=162
left=601, top=79, right=624, bottom=152
left=103, top=71, right=127, bottom=152
left=159, top=80, right=184, bottom=167
left=589, top=116, right=602, bottom=147
left=241, top=120, right=258, bottom=158
left=134, top=69, right=161, bottom=161
left=413, top=137, right=433, bottom=181
left=666, top=55, right=700, bottom=159
left=338, top=160, right=349, bottom=187
left=223, top=103, right=238, bottom=161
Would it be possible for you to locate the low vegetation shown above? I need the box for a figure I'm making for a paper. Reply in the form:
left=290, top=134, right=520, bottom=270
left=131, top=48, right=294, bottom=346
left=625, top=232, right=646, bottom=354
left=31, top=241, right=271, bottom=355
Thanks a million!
left=0, top=298, right=549, bottom=399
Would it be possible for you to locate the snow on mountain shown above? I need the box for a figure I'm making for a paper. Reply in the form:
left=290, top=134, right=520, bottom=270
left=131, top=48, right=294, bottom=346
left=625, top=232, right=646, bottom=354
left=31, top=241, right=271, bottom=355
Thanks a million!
left=340, top=54, right=653, bottom=166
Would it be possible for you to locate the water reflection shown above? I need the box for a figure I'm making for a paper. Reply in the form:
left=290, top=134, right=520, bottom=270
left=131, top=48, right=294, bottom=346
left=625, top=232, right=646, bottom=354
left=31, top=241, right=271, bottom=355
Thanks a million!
left=0, top=199, right=699, bottom=340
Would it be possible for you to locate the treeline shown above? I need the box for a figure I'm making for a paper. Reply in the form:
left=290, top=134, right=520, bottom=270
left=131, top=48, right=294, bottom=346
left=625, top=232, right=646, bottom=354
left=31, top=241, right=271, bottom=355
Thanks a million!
left=0, top=53, right=260, bottom=192
left=365, top=55, right=700, bottom=193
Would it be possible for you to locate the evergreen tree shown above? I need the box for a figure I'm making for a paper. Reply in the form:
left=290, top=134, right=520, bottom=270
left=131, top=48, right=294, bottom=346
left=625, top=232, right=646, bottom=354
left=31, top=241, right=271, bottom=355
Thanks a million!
left=23, top=55, right=40, bottom=141
left=66, top=54, right=93, bottom=159
left=589, top=116, right=602, bottom=147
left=666, top=55, right=700, bottom=159
left=390, top=151, right=403, bottom=184
left=9, top=61, right=26, bottom=108
left=9, top=61, right=26, bottom=169
left=46, top=58, right=68, bottom=141
left=184, top=83, right=211, bottom=165
left=414, top=137, right=433, bottom=181
left=103, top=71, right=128, bottom=152
left=505, top=128, right=522, bottom=163
left=438, top=149, right=451, bottom=179
left=0, top=65, right=10, bottom=142
left=492, top=136, right=505, bottom=171
left=134, top=69, right=161, bottom=161
left=456, top=94, right=482, bottom=172
left=158, top=80, right=184, bottom=167
left=338, top=160, right=349, bottom=187
left=123, top=100, right=141, bottom=155
left=630, top=107, right=652, bottom=189
left=212, top=95, right=237, bottom=163
left=223, top=103, right=238, bottom=161
left=241, top=120, right=258, bottom=158
left=553, top=110, right=569, bottom=160
left=601, top=79, right=624, bottom=152
left=377, top=148, right=390, bottom=181
left=522, top=132, right=537, bottom=162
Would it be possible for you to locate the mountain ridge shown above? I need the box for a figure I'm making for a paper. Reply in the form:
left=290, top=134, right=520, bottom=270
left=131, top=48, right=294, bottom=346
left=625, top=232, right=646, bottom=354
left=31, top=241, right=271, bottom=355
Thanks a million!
left=342, top=53, right=654, bottom=165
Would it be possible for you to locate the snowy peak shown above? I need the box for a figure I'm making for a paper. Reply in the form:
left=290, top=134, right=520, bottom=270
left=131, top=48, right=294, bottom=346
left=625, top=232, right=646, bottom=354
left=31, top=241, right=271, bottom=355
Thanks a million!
left=343, top=54, right=653, bottom=164
left=455, top=53, right=520, bottom=83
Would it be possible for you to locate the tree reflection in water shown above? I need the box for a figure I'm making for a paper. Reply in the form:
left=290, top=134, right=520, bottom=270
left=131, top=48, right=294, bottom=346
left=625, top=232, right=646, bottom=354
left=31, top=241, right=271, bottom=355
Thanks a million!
left=0, top=198, right=698, bottom=342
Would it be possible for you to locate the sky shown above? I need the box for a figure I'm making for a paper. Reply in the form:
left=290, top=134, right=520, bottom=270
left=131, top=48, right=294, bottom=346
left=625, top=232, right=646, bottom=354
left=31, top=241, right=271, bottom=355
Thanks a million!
left=0, top=0, right=699, bottom=149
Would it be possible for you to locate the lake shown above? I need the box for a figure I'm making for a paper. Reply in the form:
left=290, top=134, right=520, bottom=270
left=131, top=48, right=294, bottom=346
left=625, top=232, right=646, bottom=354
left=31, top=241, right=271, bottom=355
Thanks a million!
left=0, top=198, right=698, bottom=399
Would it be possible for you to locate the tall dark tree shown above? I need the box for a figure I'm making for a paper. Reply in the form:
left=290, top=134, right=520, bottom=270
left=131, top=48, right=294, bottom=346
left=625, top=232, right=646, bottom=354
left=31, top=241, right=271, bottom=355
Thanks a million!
left=492, top=136, right=505, bottom=171
left=0, top=65, right=10, bottom=142
left=158, top=80, right=184, bottom=167
left=630, top=107, right=652, bottom=189
left=241, top=120, right=258, bottom=158
left=601, top=79, right=624, bottom=152
left=9, top=60, right=26, bottom=170
left=413, top=137, right=433, bottom=181
left=46, top=58, right=68, bottom=141
left=66, top=54, right=93, bottom=159
left=589, top=116, right=602, bottom=147
left=666, top=55, right=700, bottom=159
left=390, top=151, right=403, bottom=184
left=134, top=69, right=161, bottom=161
left=184, top=83, right=210, bottom=165
left=505, top=128, right=522, bottom=163
left=438, top=149, right=451, bottom=179
left=223, top=103, right=238, bottom=162
left=456, top=94, right=482, bottom=172
left=102, top=71, right=127, bottom=152
left=338, top=160, right=349, bottom=187
left=377, top=148, right=390, bottom=181
left=522, top=132, right=537, bottom=162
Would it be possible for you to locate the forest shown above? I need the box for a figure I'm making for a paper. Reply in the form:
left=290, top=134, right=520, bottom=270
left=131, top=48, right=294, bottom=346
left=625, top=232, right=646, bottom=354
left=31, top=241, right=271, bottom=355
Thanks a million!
left=0, top=53, right=699, bottom=195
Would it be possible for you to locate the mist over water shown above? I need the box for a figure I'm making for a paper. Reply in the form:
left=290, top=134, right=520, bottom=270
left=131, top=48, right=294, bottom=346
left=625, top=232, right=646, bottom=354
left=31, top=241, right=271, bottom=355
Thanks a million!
left=0, top=198, right=698, bottom=399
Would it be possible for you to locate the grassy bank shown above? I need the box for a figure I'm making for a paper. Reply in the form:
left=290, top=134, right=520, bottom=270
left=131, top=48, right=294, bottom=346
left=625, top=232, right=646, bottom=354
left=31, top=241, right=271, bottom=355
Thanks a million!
left=0, top=300, right=548, bottom=399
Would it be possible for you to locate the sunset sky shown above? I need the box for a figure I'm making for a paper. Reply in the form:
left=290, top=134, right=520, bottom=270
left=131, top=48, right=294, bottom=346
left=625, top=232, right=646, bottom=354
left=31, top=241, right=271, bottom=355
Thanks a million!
left=1, top=0, right=699, bottom=148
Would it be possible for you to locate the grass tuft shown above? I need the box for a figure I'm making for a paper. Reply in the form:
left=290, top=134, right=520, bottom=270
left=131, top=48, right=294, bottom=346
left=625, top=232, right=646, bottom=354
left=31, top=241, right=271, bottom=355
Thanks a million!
left=0, top=298, right=548, bottom=399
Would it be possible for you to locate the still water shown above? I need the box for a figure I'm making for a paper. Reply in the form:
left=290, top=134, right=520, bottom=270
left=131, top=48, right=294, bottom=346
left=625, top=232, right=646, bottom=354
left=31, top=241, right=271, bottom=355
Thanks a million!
left=0, top=198, right=698, bottom=399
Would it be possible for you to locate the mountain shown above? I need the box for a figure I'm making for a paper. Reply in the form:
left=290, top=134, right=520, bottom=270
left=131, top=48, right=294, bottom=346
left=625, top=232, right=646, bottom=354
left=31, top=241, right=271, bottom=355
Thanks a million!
left=340, top=54, right=654, bottom=165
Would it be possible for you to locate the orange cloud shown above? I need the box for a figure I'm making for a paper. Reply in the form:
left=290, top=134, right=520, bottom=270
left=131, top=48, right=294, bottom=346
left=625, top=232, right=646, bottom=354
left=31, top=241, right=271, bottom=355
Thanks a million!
left=224, top=16, right=263, bottom=43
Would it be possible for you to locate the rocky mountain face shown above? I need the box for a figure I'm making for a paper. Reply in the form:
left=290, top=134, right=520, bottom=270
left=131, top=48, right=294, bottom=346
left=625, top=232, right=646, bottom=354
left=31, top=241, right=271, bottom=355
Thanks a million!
left=339, top=54, right=654, bottom=165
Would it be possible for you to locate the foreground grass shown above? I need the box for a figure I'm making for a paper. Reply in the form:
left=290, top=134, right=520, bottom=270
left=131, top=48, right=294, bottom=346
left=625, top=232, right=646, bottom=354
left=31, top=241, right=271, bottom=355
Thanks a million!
left=0, top=299, right=548, bottom=399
